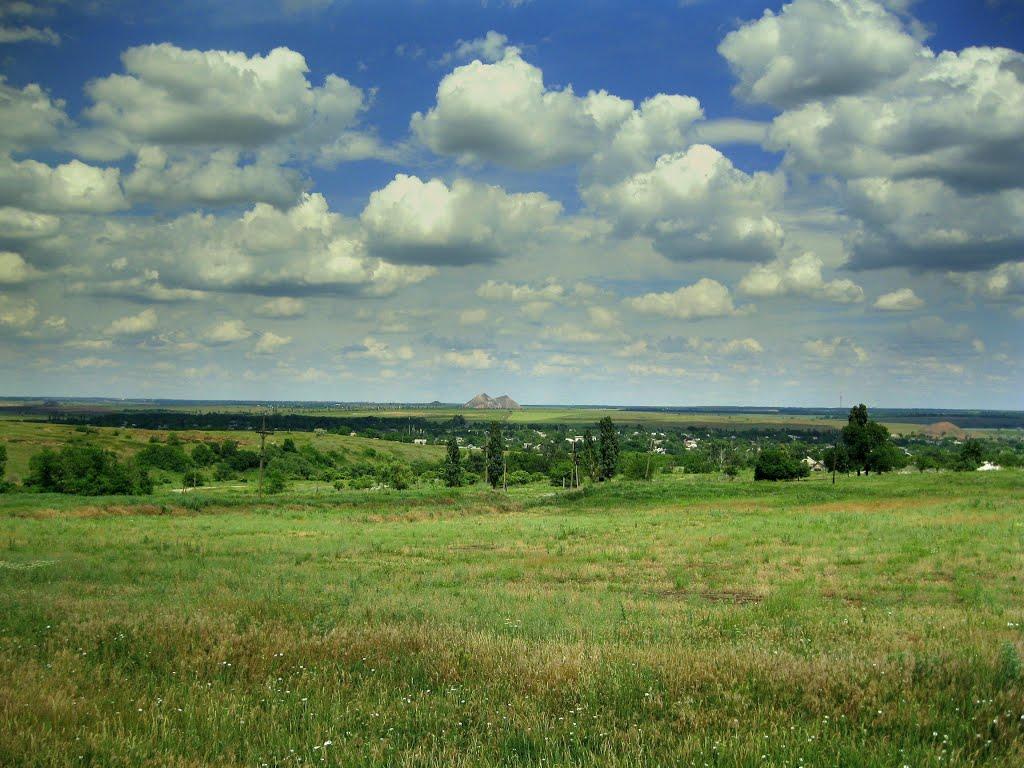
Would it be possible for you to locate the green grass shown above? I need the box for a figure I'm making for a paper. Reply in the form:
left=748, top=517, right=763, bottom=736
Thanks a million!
left=1, top=471, right=1022, bottom=766
left=0, top=419, right=443, bottom=482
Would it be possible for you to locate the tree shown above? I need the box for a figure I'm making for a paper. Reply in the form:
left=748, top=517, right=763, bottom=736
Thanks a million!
left=597, top=417, right=619, bottom=480
left=754, top=447, right=810, bottom=481
left=486, top=422, right=504, bottom=488
left=957, top=438, right=984, bottom=471
left=822, top=444, right=851, bottom=474
left=282, top=437, right=298, bottom=453
left=25, top=444, right=152, bottom=495
left=0, top=444, right=8, bottom=492
left=841, top=405, right=893, bottom=475
left=443, top=435, right=462, bottom=487
left=582, top=429, right=599, bottom=481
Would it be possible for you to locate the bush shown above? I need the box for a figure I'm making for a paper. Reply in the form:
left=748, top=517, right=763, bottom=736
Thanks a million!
left=506, top=469, right=532, bottom=486
left=754, top=448, right=810, bottom=481
left=25, top=444, right=153, bottom=495
left=136, top=441, right=191, bottom=472
left=262, top=469, right=287, bottom=494
left=620, top=451, right=663, bottom=481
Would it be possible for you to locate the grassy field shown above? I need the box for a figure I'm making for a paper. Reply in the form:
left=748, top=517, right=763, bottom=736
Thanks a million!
left=0, top=419, right=444, bottom=482
left=1, top=470, right=1022, bottom=766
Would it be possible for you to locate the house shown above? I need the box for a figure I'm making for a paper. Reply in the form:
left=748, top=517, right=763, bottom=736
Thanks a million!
left=313, top=428, right=326, bottom=436
left=978, top=461, right=1002, bottom=471
left=412, top=438, right=427, bottom=445
left=566, top=436, right=584, bottom=444
left=802, top=456, right=826, bottom=472
left=683, top=439, right=699, bottom=451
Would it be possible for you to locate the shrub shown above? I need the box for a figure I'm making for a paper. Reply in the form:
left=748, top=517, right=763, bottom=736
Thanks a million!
left=754, top=448, right=810, bottom=481
left=506, top=469, right=532, bottom=486
left=25, top=444, right=153, bottom=495
left=136, top=441, right=191, bottom=472
left=262, top=469, right=287, bottom=494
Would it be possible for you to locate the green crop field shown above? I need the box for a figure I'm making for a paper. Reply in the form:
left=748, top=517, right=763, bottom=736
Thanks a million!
left=1, top=470, right=1022, bottom=767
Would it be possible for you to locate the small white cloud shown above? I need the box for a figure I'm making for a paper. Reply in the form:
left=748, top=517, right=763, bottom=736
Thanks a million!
left=437, top=30, right=512, bottom=66
left=874, top=287, right=924, bottom=311
left=253, top=331, right=292, bottom=354
left=0, top=251, right=39, bottom=284
left=442, top=349, right=494, bottom=369
left=254, top=297, right=306, bottom=318
left=626, top=278, right=741, bottom=320
left=203, top=319, right=251, bottom=344
left=104, top=308, right=157, bottom=336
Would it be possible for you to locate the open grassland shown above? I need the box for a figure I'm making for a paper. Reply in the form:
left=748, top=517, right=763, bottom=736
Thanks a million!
left=1, top=471, right=1022, bottom=767
left=0, top=419, right=443, bottom=482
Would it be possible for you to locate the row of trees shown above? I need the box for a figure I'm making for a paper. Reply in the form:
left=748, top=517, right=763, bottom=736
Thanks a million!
left=443, top=417, right=622, bottom=488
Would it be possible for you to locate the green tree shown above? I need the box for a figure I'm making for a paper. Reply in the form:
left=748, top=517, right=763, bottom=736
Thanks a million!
left=581, top=429, right=599, bottom=481
left=0, top=444, right=8, bottom=492
left=754, top=447, right=810, bottom=481
left=823, top=444, right=851, bottom=474
left=25, top=444, right=152, bottom=495
left=597, top=417, right=619, bottom=480
left=957, top=438, right=984, bottom=471
left=486, top=422, right=504, bottom=488
left=841, top=405, right=893, bottom=475
left=263, top=468, right=287, bottom=494
left=443, top=435, right=462, bottom=488
left=281, top=437, right=297, bottom=453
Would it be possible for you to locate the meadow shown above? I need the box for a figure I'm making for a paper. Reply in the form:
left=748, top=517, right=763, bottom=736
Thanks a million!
left=1, top=470, right=1022, bottom=766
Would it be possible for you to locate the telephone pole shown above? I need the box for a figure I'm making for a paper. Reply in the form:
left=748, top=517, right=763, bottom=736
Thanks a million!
left=256, top=410, right=274, bottom=499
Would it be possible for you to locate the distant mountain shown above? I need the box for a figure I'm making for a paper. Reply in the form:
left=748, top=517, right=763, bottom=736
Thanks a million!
left=463, top=392, right=521, bottom=410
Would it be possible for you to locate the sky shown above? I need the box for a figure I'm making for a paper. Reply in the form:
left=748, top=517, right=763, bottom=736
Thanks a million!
left=0, top=0, right=1022, bottom=408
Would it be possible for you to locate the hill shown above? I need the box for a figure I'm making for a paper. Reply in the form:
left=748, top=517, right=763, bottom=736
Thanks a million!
left=463, top=392, right=521, bottom=410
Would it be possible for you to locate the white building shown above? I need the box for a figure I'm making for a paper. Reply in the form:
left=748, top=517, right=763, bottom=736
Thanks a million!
left=978, top=461, right=1002, bottom=471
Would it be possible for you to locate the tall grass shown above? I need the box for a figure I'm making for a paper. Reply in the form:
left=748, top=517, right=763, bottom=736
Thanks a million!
left=1, top=471, right=1022, bottom=766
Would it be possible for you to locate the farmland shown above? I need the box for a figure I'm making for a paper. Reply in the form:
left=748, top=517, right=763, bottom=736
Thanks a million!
left=1, top=465, right=1023, bottom=766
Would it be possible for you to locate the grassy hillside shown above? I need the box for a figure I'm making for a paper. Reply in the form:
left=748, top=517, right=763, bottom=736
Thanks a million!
left=0, top=419, right=443, bottom=482
left=1, top=471, right=1021, bottom=766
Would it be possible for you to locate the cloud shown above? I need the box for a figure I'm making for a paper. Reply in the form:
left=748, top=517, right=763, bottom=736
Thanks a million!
left=413, top=49, right=702, bottom=174
left=203, top=319, right=251, bottom=344
left=766, top=46, right=1024, bottom=194
left=459, top=308, right=487, bottom=325
left=437, top=30, right=512, bottom=65
left=950, top=262, right=1024, bottom=300
left=104, top=308, right=157, bottom=336
left=347, top=336, right=413, bottom=362
left=476, top=278, right=564, bottom=302
left=361, top=174, right=561, bottom=265
left=719, top=0, right=923, bottom=108
left=252, top=331, right=292, bottom=354
left=0, top=77, right=67, bottom=152
left=874, top=287, right=924, bottom=311
left=0, top=206, right=59, bottom=240
left=123, top=147, right=305, bottom=208
left=739, top=252, right=864, bottom=303
left=584, top=144, right=785, bottom=262
left=587, top=305, right=619, bottom=329
left=254, top=297, right=306, bottom=318
left=0, top=155, right=126, bottom=213
left=0, top=24, right=59, bottom=44
left=803, top=336, right=868, bottom=362
left=0, top=295, right=37, bottom=328
left=442, top=348, right=494, bottom=369
left=68, top=193, right=435, bottom=299
left=81, top=44, right=366, bottom=153
left=625, top=278, right=741, bottom=319
left=0, top=251, right=39, bottom=283
left=845, top=178, right=1024, bottom=271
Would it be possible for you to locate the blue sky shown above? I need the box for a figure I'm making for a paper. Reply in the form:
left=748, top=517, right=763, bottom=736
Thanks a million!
left=0, top=0, right=1022, bottom=407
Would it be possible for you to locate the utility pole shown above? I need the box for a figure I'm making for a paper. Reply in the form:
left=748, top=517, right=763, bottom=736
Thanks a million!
left=256, top=410, right=274, bottom=499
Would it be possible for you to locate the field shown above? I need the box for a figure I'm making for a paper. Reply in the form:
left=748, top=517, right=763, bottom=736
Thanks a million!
left=0, top=419, right=444, bottom=482
left=1, top=470, right=1022, bottom=766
